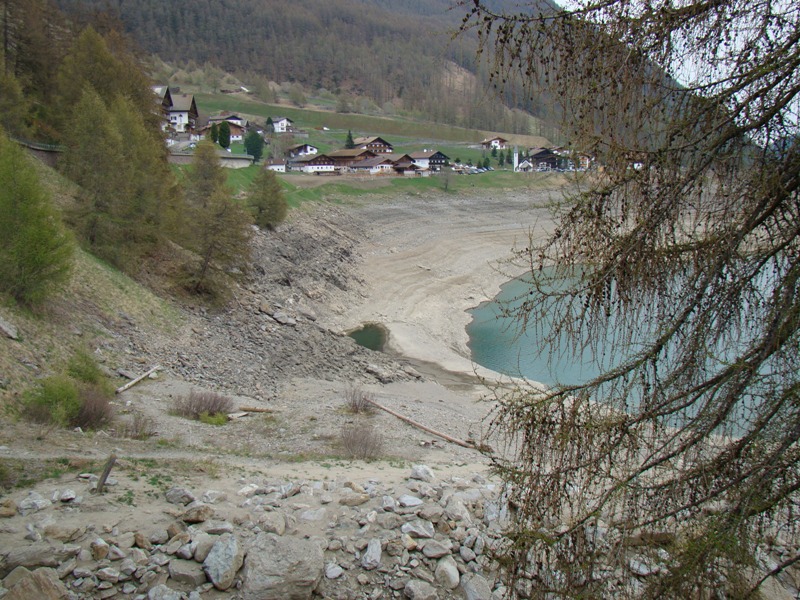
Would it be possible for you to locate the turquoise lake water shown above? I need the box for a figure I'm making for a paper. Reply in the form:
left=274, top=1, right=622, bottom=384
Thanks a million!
left=466, top=276, right=636, bottom=386
left=466, top=271, right=779, bottom=437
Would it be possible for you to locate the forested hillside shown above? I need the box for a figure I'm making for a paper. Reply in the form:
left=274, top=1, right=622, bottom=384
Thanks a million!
left=50, top=0, right=557, bottom=134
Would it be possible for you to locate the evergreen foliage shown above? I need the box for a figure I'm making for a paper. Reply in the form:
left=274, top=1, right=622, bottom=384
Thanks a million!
left=248, top=168, right=287, bottom=230
left=217, top=121, right=231, bottom=149
left=182, top=142, right=252, bottom=298
left=60, top=90, right=176, bottom=270
left=0, top=71, right=29, bottom=136
left=244, top=130, right=264, bottom=162
left=345, top=130, right=355, bottom=149
left=0, top=133, right=73, bottom=306
left=55, top=26, right=155, bottom=132
left=210, top=122, right=219, bottom=143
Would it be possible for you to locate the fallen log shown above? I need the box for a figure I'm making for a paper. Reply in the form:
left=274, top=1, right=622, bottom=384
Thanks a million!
left=238, top=406, right=276, bottom=413
left=115, top=365, right=161, bottom=394
left=364, top=398, right=476, bottom=449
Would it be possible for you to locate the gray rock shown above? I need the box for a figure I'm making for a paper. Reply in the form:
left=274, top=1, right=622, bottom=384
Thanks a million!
left=3, top=566, right=31, bottom=589
left=421, top=539, right=451, bottom=558
left=58, top=489, right=76, bottom=503
left=17, top=492, right=50, bottom=516
left=1, top=544, right=77, bottom=578
left=409, top=465, right=435, bottom=482
left=165, top=487, right=196, bottom=506
left=4, top=567, right=68, bottom=600
left=404, top=578, right=439, bottom=600
left=299, top=508, right=327, bottom=522
left=241, top=533, right=323, bottom=600
left=203, top=533, right=244, bottom=591
left=434, top=556, right=460, bottom=590
left=400, top=520, right=435, bottom=539
left=192, top=532, right=216, bottom=562
left=325, top=563, right=344, bottom=579
left=444, top=497, right=473, bottom=524
left=381, top=496, right=397, bottom=512
left=91, top=537, right=110, bottom=560
left=361, top=539, right=382, bottom=570
left=201, top=490, right=227, bottom=504
left=461, top=572, right=493, bottom=600
left=418, top=504, right=444, bottom=523
left=459, top=545, right=477, bottom=563
left=181, top=503, right=214, bottom=524
left=398, top=495, right=423, bottom=508
left=0, top=316, right=18, bottom=340
left=272, top=311, right=297, bottom=326
left=258, top=512, right=286, bottom=536
left=169, top=558, right=207, bottom=586
left=147, top=584, right=184, bottom=600
left=96, top=567, right=120, bottom=583
left=203, top=520, right=234, bottom=535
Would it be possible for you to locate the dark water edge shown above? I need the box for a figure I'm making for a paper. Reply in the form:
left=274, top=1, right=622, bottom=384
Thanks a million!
left=347, top=322, right=388, bottom=351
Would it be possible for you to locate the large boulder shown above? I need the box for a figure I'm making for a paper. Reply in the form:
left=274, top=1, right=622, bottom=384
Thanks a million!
left=4, top=567, right=69, bottom=600
left=241, top=533, right=323, bottom=599
left=202, top=533, right=244, bottom=591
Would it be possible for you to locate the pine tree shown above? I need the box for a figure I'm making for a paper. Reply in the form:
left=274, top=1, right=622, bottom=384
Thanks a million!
left=182, top=141, right=252, bottom=298
left=210, top=122, right=219, bottom=144
left=218, top=121, right=231, bottom=149
left=0, top=71, right=29, bottom=136
left=244, top=130, right=264, bottom=162
left=345, top=129, right=355, bottom=149
left=0, top=133, right=72, bottom=306
left=60, top=90, right=175, bottom=269
left=248, top=168, right=287, bottom=230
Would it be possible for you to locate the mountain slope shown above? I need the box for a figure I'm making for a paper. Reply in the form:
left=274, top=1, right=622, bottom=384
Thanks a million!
left=53, top=0, right=557, bottom=133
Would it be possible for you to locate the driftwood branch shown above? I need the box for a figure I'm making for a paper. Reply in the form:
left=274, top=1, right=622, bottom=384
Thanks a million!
left=116, top=365, right=161, bottom=394
left=238, top=406, right=275, bottom=413
left=365, top=398, right=476, bottom=449
left=94, top=453, right=117, bottom=495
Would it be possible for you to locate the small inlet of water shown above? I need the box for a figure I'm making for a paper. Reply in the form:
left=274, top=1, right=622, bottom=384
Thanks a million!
left=347, top=323, right=388, bottom=351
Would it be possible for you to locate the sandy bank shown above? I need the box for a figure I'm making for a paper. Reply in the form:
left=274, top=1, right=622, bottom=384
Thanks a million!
left=324, top=188, right=561, bottom=382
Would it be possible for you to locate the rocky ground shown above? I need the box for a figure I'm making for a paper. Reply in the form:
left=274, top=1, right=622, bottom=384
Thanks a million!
left=4, top=185, right=795, bottom=599
left=0, top=188, right=551, bottom=599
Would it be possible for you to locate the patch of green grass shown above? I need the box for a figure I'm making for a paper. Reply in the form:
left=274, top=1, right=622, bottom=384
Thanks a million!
left=118, top=489, right=135, bottom=506
left=199, top=411, right=228, bottom=426
left=0, top=458, right=96, bottom=492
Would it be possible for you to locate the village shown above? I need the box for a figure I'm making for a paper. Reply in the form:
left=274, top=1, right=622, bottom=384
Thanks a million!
left=152, top=86, right=592, bottom=177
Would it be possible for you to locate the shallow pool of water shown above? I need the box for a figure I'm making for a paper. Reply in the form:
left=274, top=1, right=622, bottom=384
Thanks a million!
left=348, top=323, right=388, bottom=352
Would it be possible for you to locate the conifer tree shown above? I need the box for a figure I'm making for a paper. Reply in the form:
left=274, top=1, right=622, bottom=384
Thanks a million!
left=244, top=130, right=264, bottom=162
left=182, top=141, right=252, bottom=298
left=209, top=122, right=219, bottom=144
left=0, top=133, right=72, bottom=306
left=248, top=168, right=287, bottom=230
left=217, top=121, right=231, bottom=149
left=60, top=90, right=176, bottom=270
left=0, top=71, right=29, bottom=136
left=345, top=130, right=355, bottom=149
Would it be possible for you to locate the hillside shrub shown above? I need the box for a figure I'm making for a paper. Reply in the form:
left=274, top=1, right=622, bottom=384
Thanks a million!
left=339, top=422, right=383, bottom=460
left=22, top=375, right=82, bottom=427
left=66, top=349, right=105, bottom=385
left=74, top=384, right=112, bottom=429
left=345, top=384, right=375, bottom=415
left=174, top=390, right=233, bottom=420
left=116, top=412, right=157, bottom=440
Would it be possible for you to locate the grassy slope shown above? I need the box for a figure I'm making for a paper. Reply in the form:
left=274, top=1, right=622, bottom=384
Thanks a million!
left=190, top=91, right=556, bottom=201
